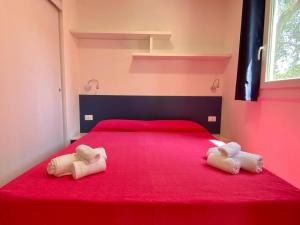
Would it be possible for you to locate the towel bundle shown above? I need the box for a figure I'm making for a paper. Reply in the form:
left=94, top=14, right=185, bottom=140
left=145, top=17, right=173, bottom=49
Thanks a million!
left=47, top=144, right=107, bottom=179
left=206, top=142, right=263, bottom=174
left=234, top=151, right=263, bottom=173
left=73, top=145, right=107, bottom=180
left=207, top=153, right=241, bottom=175
left=72, top=158, right=106, bottom=180
left=76, top=145, right=107, bottom=163
left=47, top=153, right=79, bottom=177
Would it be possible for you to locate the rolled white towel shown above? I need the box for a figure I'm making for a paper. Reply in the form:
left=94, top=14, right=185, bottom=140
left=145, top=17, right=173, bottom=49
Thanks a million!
left=72, top=157, right=106, bottom=180
left=206, top=147, right=220, bottom=158
left=207, top=153, right=241, bottom=175
left=76, top=145, right=107, bottom=163
left=218, top=142, right=241, bottom=157
left=234, top=151, right=263, bottom=173
left=47, top=153, right=79, bottom=177
left=95, top=147, right=107, bottom=160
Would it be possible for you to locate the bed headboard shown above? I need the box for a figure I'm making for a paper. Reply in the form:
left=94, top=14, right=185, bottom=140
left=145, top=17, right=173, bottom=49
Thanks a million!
left=79, top=95, right=222, bottom=133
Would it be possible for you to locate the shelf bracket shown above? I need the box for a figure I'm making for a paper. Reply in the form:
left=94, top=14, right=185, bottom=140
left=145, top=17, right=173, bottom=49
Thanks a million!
left=149, top=36, right=154, bottom=53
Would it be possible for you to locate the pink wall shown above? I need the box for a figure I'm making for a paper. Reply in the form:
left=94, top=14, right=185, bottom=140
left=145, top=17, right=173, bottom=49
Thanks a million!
left=77, top=0, right=229, bottom=53
left=0, top=0, right=65, bottom=186
left=221, top=0, right=300, bottom=188
left=77, top=39, right=226, bottom=96
left=76, top=0, right=229, bottom=96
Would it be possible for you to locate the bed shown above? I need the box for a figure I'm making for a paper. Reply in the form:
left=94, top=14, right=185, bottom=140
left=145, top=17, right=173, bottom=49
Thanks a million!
left=0, top=119, right=300, bottom=225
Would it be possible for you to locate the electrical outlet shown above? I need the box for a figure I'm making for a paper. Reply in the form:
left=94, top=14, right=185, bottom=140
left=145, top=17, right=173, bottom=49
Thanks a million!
left=84, top=115, right=93, bottom=121
left=208, top=116, right=217, bottom=122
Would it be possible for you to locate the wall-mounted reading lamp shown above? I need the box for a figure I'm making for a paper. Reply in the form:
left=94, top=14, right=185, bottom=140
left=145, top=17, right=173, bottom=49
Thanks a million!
left=84, top=79, right=100, bottom=93
left=211, top=79, right=220, bottom=93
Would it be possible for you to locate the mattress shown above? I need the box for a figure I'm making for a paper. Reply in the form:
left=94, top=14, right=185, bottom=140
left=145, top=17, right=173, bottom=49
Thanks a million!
left=0, top=120, right=300, bottom=225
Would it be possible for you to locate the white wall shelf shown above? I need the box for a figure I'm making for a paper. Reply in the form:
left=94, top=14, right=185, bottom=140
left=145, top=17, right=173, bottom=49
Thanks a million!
left=71, top=30, right=232, bottom=61
left=70, top=30, right=172, bottom=40
left=132, top=52, right=232, bottom=60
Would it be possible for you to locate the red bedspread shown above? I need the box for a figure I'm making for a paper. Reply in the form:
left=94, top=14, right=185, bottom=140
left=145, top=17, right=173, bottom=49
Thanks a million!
left=1, top=121, right=300, bottom=225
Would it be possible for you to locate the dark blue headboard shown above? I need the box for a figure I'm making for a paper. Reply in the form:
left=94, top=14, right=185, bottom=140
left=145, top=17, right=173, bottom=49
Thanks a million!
left=79, top=95, right=222, bottom=133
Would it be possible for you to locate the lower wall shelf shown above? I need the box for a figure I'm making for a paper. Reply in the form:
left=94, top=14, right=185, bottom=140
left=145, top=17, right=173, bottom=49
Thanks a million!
left=132, top=52, right=232, bottom=60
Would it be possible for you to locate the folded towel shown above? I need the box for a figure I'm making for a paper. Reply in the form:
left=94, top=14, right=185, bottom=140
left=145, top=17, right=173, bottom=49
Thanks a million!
left=76, top=145, right=107, bottom=163
left=47, top=153, right=79, bottom=177
left=234, top=151, right=263, bottom=173
left=95, top=147, right=107, bottom=160
left=206, top=147, right=220, bottom=158
left=207, top=153, right=241, bottom=174
left=219, top=142, right=241, bottom=157
left=72, top=157, right=106, bottom=180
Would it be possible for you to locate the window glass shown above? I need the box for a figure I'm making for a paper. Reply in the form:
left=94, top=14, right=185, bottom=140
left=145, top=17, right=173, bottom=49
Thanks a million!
left=267, top=0, right=300, bottom=81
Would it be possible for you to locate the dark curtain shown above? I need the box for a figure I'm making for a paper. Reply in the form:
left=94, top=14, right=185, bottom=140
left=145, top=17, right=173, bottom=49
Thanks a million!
left=235, top=0, right=266, bottom=101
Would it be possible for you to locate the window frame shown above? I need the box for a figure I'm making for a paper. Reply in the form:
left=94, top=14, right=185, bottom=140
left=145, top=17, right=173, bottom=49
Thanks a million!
left=260, top=0, right=300, bottom=90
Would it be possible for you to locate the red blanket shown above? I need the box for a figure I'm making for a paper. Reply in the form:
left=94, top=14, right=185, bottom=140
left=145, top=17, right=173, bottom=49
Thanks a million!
left=1, top=120, right=300, bottom=225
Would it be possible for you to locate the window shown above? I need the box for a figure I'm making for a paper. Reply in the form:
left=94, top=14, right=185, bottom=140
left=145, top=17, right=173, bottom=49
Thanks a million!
left=266, top=0, right=300, bottom=82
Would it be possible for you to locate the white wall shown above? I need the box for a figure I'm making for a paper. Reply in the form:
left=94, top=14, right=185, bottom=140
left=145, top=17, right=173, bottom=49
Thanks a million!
left=75, top=0, right=230, bottom=96
left=0, top=0, right=65, bottom=186
left=221, top=0, right=300, bottom=188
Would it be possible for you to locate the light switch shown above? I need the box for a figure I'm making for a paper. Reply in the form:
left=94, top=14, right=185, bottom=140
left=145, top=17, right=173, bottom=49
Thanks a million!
left=84, top=115, right=93, bottom=121
left=208, top=116, right=217, bottom=122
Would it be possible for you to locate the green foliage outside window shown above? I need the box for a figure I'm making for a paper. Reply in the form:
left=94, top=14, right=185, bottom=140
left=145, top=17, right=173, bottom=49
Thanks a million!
left=268, top=0, right=300, bottom=81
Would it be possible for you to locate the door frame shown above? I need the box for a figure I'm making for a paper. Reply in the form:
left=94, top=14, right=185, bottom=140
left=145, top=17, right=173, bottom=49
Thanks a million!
left=48, top=0, right=68, bottom=145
